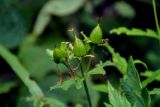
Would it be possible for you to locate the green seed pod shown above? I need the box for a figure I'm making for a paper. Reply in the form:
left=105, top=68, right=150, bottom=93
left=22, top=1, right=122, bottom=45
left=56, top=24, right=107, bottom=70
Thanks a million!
left=73, top=37, right=86, bottom=57
left=60, top=42, right=67, bottom=55
left=53, top=48, right=66, bottom=63
left=85, top=42, right=91, bottom=53
left=89, top=24, right=103, bottom=44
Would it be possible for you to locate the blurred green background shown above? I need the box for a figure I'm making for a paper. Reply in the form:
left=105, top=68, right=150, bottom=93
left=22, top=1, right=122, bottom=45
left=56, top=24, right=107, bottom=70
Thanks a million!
left=0, top=0, right=160, bottom=107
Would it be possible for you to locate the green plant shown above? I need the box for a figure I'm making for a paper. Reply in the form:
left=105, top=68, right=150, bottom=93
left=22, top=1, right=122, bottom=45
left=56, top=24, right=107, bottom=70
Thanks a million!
left=46, top=24, right=159, bottom=107
left=45, top=0, right=160, bottom=106
left=110, top=0, right=160, bottom=41
left=47, top=24, right=104, bottom=107
left=0, top=0, right=160, bottom=107
left=109, top=0, right=160, bottom=92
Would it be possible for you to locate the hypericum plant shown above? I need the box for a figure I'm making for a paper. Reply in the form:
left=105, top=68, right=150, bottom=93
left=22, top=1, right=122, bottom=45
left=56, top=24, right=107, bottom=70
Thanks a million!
left=47, top=24, right=105, bottom=107
left=46, top=22, right=153, bottom=107
left=46, top=0, right=160, bottom=104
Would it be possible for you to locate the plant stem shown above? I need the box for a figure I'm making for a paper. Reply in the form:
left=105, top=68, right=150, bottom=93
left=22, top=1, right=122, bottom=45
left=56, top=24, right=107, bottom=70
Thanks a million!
left=80, top=63, right=92, bottom=107
left=152, top=0, right=160, bottom=37
left=86, top=45, right=96, bottom=72
left=79, top=45, right=95, bottom=107
left=86, top=57, right=92, bottom=73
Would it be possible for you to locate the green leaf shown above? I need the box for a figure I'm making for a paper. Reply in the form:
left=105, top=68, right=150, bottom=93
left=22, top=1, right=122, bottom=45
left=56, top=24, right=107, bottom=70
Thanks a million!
left=50, top=78, right=83, bottom=91
left=41, top=0, right=84, bottom=16
left=42, top=75, right=99, bottom=107
left=34, top=99, right=44, bottom=107
left=46, top=48, right=53, bottom=60
left=133, top=59, right=148, bottom=70
left=35, top=75, right=82, bottom=106
left=18, top=36, right=67, bottom=79
left=33, top=0, right=84, bottom=35
left=102, top=43, right=128, bottom=74
left=141, top=88, right=151, bottom=107
left=0, top=44, right=44, bottom=105
left=0, top=81, right=17, bottom=94
left=87, top=61, right=114, bottom=76
left=107, top=82, right=131, bottom=107
left=33, top=14, right=50, bottom=36
left=120, top=57, right=145, bottom=107
left=0, top=8, right=26, bottom=48
left=112, top=53, right=128, bottom=74
left=110, top=27, right=160, bottom=40
left=45, top=97, right=66, bottom=107
left=141, top=70, right=160, bottom=81
left=141, top=69, right=160, bottom=88
left=76, top=104, right=83, bottom=107
left=18, top=42, right=53, bottom=79
left=114, top=1, right=135, bottom=18
left=93, top=84, right=108, bottom=93
left=124, top=57, right=142, bottom=89
left=149, top=88, right=160, bottom=95
left=104, top=102, right=113, bottom=107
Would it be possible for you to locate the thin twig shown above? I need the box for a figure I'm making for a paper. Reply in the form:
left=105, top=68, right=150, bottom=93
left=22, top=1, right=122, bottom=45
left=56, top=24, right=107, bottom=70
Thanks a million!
left=152, top=0, right=160, bottom=37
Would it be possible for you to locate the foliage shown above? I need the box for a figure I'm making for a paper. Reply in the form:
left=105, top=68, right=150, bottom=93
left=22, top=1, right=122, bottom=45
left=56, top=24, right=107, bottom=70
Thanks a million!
left=104, top=57, right=151, bottom=107
left=33, top=0, right=85, bottom=35
left=105, top=82, right=131, bottom=107
left=0, top=0, right=160, bottom=107
left=0, top=44, right=44, bottom=106
left=141, top=69, right=160, bottom=88
left=110, top=27, right=160, bottom=40
left=120, top=57, right=150, bottom=107
left=0, top=81, right=17, bottom=94
left=114, top=1, right=135, bottom=18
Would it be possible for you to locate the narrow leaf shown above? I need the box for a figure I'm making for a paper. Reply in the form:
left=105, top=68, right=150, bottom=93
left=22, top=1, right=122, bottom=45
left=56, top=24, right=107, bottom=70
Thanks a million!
left=87, top=61, right=114, bottom=76
left=141, top=70, right=160, bottom=81
left=102, top=43, right=128, bottom=74
left=45, top=97, right=66, bottom=107
left=0, top=81, right=17, bottom=94
left=110, top=27, right=159, bottom=40
left=0, top=44, right=44, bottom=104
left=134, top=59, right=148, bottom=70
left=149, top=88, right=160, bottom=95
left=50, top=78, right=83, bottom=91
left=104, top=102, right=113, bottom=107
left=141, top=88, right=151, bottom=107
left=107, top=82, right=131, bottom=107
left=120, top=57, right=145, bottom=107
left=141, top=69, right=160, bottom=88
left=93, top=84, right=108, bottom=93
